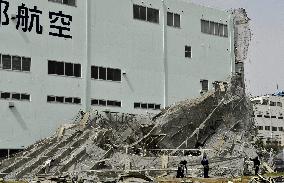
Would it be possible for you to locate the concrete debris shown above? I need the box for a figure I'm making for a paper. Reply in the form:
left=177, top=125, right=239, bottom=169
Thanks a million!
left=0, top=8, right=257, bottom=183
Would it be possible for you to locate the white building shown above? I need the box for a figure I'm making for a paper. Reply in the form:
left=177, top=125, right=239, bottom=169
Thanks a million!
left=0, top=0, right=236, bottom=149
left=251, top=93, right=284, bottom=146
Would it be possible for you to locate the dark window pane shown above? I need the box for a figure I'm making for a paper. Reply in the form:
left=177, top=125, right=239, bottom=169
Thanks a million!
left=107, top=100, right=115, bottom=106
left=133, top=4, right=146, bottom=20
left=56, top=62, right=64, bottom=75
left=74, top=64, right=81, bottom=77
left=204, top=20, right=210, bottom=33
left=107, top=68, right=114, bottom=81
left=12, top=56, right=21, bottom=71
left=12, top=93, right=21, bottom=100
left=91, top=99, right=98, bottom=105
left=155, top=104, right=161, bottom=110
left=214, top=23, right=219, bottom=35
left=218, top=24, right=224, bottom=36
left=48, top=60, right=56, bottom=74
left=167, top=12, right=173, bottom=26
left=147, top=7, right=159, bottom=23
left=99, top=100, right=106, bottom=106
left=65, top=97, right=73, bottom=103
left=209, top=21, right=215, bottom=35
left=134, top=102, right=140, bottom=108
left=47, top=96, right=55, bottom=102
left=115, top=101, right=121, bottom=107
left=0, top=54, right=2, bottom=68
left=2, top=55, right=11, bottom=70
left=1, top=92, right=10, bottom=99
left=63, top=0, right=75, bottom=6
left=73, top=98, right=81, bottom=104
left=91, top=66, right=98, bottom=79
left=185, top=46, right=191, bottom=58
left=174, top=14, right=180, bottom=27
left=141, top=103, right=147, bottom=109
left=201, top=80, right=209, bottom=91
left=133, top=4, right=140, bottom=19
left=21, top=94, right=30, bottom=101
left=113, top=69, right=121, bottom=81
left=224, top=25, right=228, bottom=37
left=99, top=67, right=106, bottom=80
left=65, top=63, right=73, bottom=76
left=22, top=57, right=31, bottom=72
left=140, top=6, right=146, bottom=20
left=56, top=96, right=64, bottom=103
left=148, top=104, right=155, bottom=109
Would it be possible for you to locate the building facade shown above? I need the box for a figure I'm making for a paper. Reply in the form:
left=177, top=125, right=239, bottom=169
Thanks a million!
left=251, top=94, right=284, bottom=146
left=0, top=0, right=235, bottom=149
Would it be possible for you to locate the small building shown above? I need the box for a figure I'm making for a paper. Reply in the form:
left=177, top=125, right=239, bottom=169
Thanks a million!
left=0, top=0, right=236, bottom=149
left=251, top=92, right=284, bottom=146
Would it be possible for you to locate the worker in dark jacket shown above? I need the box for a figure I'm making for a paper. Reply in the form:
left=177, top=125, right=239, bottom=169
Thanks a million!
left=250, top=156, right=260, bottom=175
left=201, top=155, right=209, bottom=178
left=176, top=160, right=187, bottom=178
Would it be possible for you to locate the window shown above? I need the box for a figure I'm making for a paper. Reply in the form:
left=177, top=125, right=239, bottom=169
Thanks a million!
left=133, top=4, right=146, bottom=21
left=201, top=20, right=210, bottom=34
left=99, top=100, right=106, bottom=106
left=270, top=101, right=276, bottom=106
left=265, top=126, right=270, bottom=131
left=134, top=102, right=161, bottom=110
left=48, top=0, right=76, bottom=6
left=91, top=66, right=98, bottom=79
left=262, top=99, right=268, bottom=105
left=48, top=60, right=81, bottom=78
left=0, top=91, right=30, bottom=101
left=277, top=102, right=282, bottom=107
left=21, top=94, right=30, bottom=101
left=185, top=46, right=192, bottom=58
left=22, top=57, right=31, bottom=72
left=73, top=98, right=81, bottom=104
left=56, top=96, right=64, bottom=103
left=200, top=19, right=228, bottom=37
left=256, top=114, right=262, bottom=117
left=134, top=102, right=140, bottom=108
left=272, top=127, right=277, bottom=131
left=278, top=116, right=283, bottom=119
left=12, top=56, right=21, bottom=71
left=1, top=54, right=31, bottom=72
left=258, top=126, right=263, bottom=130
left=147, top=8, right=159, bottom=23
left=91, top=99, right=121, bottom=107
left=167, top=12, right=180, bottom=27
left=279, top=127, right=283, bottom=131
left=133, top=4, right=159, bottom=23
left=1, top=92, right=10, bottom=99
left=271, top=116, right=276, bottom=118
left=2, top=55, right=11, bottom=70
left=201, top=80, right=209, bottom=91
left=47, top=96, right=55, bottom=102
left=12, top=93, right=21, bottom=100
left=47, top=95, right=81, bottom=104
left=91, top=66, right=121, bottom=82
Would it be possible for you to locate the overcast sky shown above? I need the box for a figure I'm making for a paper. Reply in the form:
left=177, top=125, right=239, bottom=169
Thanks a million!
left=189, top=0, right=284, bottom=96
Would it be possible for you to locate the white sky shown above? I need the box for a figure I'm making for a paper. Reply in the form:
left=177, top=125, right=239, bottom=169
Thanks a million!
left=189, top=0, right=284, bottom=96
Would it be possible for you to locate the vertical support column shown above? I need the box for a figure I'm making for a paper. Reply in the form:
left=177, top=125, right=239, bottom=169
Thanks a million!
left=229, top=12, right=236, bottom=75
left=162, top=0, right=168, bottom=108
left=7, top=149, right=10, bottom=159
left=85, top=0, right=92, bottom=112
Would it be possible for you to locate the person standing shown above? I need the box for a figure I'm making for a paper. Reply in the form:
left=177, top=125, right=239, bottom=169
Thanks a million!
left=201, top=155, right=209, bottom=178
left=250, top=156, right=260, bottom=175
